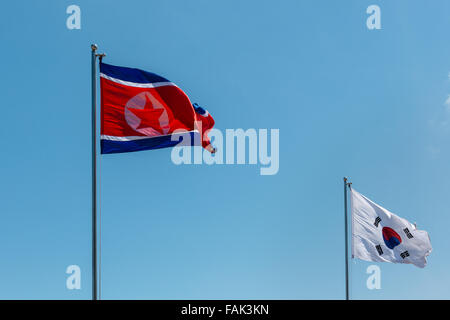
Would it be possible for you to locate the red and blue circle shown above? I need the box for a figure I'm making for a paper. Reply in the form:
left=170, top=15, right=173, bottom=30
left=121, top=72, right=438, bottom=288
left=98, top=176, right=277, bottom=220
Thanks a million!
left=382, top=227, right=402, bottom=249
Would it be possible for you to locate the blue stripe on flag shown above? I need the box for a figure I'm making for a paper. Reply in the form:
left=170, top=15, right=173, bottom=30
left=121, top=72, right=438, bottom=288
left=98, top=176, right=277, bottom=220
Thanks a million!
left=100, top=62, right=169, bottom=84
left=101, top=132, right=200, bottom=154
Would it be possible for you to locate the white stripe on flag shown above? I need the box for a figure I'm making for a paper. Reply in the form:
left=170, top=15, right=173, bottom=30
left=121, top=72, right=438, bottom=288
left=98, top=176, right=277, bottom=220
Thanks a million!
left=100, top=73, right=177, bottom=89
left=101, top=130, right=199, bottom=142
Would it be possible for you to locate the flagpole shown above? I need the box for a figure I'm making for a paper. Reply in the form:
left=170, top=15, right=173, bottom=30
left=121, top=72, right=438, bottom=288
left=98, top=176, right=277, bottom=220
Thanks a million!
left=91, top=44, right=98, bottom=301
left=343, top=177, right=350, bottom=300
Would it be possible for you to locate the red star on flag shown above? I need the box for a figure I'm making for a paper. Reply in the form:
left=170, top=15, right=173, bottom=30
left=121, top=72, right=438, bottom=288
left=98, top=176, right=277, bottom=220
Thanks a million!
left=128, top=107, right=165, bottom=130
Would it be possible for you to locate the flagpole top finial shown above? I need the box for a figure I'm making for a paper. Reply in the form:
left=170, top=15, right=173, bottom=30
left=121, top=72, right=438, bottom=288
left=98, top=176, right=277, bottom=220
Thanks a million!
left=91, top=44, right=98, bottom=51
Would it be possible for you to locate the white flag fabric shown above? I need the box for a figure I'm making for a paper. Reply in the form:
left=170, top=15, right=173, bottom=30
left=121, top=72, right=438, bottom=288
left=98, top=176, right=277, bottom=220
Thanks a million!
left=351, top=188, right=432, bottom=268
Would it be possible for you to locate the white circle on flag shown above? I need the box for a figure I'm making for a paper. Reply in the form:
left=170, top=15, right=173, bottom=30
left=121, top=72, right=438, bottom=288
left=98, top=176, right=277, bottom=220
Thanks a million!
left=124, top=91, right=170, bottom=136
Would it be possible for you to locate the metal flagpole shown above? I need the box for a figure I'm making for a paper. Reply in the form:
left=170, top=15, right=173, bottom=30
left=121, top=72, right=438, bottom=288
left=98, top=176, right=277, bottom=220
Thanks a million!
left=91, top=44, right=98, bottom=300
left=91, top=44, right=106, bottom=301
left=343, top=177, right=350, bottom=300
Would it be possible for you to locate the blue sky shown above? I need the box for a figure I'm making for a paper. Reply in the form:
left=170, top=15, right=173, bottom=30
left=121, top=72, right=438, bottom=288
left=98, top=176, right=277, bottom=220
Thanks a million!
left=0, top=0, right=449, bottom=299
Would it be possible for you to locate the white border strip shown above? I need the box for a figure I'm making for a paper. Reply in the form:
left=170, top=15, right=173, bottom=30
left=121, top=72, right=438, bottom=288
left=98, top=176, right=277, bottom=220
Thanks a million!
left=101, top=130, right=199, bottom=142
left=100, top=73, right=177, bottom=89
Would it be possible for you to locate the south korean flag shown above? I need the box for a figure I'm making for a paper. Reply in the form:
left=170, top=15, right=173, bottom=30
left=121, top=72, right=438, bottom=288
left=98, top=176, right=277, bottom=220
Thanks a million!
left=351, top=188, right=432, bottom=268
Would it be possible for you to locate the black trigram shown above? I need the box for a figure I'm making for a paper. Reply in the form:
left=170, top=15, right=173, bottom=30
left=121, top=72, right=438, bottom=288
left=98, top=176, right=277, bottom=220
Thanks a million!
left=400, top=251, right=410, bottom=259
left=403, top=228, right=413, bottom=239
left=374, top=216, right=381, bottom=227
left=375, top=244, right=383, bottom=255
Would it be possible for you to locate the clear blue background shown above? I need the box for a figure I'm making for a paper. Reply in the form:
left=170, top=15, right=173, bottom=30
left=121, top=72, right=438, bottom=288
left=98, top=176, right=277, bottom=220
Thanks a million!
left=0, top=0, right=449, bottom=299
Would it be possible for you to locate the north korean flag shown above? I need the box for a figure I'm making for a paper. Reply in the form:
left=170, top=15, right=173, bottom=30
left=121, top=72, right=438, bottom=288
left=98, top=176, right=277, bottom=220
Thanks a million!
left=100, top=62, right=215, bottom=154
